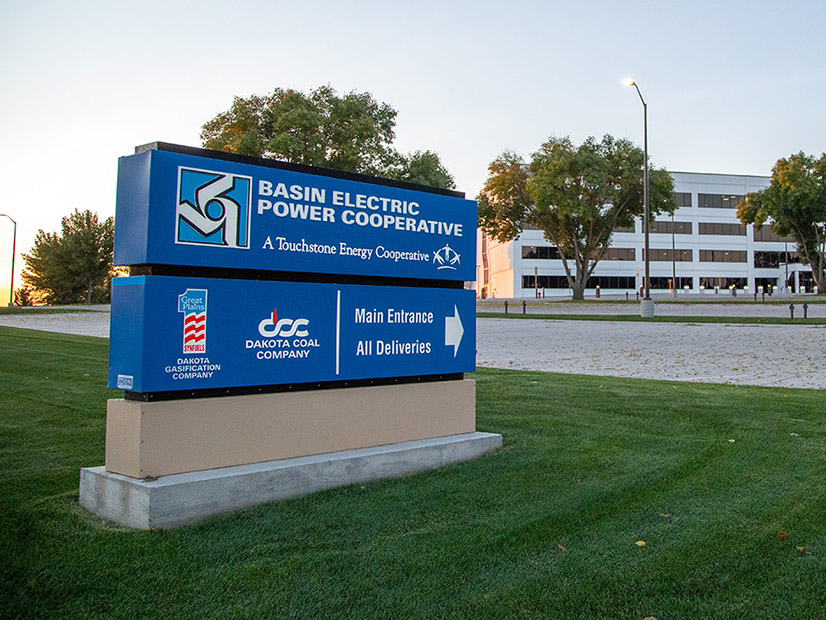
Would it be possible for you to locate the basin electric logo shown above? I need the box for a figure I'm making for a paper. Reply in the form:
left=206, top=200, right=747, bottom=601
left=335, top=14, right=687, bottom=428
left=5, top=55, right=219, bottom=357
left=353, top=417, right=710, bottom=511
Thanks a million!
left=434, top=244, right=460, bottom=270
left=178, top=289, right=208, bottom=354
left=176, top=167, right=252, bottom=249
left=258, top=308, right=310, bottom=338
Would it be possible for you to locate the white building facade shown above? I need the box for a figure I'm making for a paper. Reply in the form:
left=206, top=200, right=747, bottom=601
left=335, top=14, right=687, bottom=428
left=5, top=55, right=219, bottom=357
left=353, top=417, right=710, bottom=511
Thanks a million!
left=478, top=171, right=816, bottom=298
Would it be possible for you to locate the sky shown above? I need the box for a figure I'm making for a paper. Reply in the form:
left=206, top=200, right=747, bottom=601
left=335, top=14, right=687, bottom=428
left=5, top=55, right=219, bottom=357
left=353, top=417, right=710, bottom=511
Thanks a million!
left=0, top=0, right=824, bottom=303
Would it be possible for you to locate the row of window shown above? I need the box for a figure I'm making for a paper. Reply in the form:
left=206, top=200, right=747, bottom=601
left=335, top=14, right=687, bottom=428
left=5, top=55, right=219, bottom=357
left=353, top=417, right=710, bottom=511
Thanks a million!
left=526, top=219, right=794, bottom=241
left=524, top=246, right=800, bottom=265
left=698, top=194, right=745, bottom=209
left=522, top=275, right=768, bottom=290
left=754, top=251, right=799, bottom=268
left=667, top=193, right=746, bottom=209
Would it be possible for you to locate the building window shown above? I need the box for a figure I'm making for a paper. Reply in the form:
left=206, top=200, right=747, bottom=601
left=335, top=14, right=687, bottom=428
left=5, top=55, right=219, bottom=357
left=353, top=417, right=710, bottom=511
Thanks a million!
left=522, top=246, right=561, bottom=260
left=603, top=248, right=635, bottom=260
left=698, top=222, right=747, bottom=236
left=522, top=275, right=636, bottom=289
left=700, top=276, right=747, bottom=289
left=587, top=276, right=636, bottom=289
left=699, top=250, right=747, bottom=263
left=753, top=227, right=796, bottom=243
left=613, top=225, right=636, bottom=233
left=673, top=192, right=692, bottom=207
left=523, top=275, right=570, bottom=289
left=755, top=277, right=778, bottom=290
left=649, top=277, right=693, bottom=290
left=642, top=249, right=693, bottom=261
left=698, top=194, right=745, bottom=209
left=754, top=250, right=798, bottom=268
left=650, top=220, right=692, bottom=234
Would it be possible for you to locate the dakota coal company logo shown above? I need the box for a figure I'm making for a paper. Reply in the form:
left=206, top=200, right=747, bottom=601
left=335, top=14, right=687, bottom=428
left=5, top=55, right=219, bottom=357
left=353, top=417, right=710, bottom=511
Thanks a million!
left=176, top=167, right=252, bottom=249
left=178, top=289, right=208, bottom=354
left=247, top=307, right=319, bottom=360
left=434, top=244, right=461, bottom=270
left=258, top=308, right=309, bottom=338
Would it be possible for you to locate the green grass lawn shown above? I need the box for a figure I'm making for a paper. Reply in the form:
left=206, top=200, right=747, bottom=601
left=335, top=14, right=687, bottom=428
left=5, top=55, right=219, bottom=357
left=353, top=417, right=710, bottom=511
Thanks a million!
left=2, top=326, right=825, bottom=619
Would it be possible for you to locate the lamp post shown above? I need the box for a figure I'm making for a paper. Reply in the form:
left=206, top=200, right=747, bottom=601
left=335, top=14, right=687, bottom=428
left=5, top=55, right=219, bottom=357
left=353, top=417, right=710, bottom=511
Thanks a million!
left=623, top=78, right=653, bottom=317
left=0, top=214, right=16, bottom=307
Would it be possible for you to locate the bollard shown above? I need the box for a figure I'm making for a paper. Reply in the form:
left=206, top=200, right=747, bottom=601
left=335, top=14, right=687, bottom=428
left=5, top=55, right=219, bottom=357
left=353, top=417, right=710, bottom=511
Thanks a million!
left=762, top=292, right=765, bottom=302
left=625, top=291, right=629, bottom=301
left=504, top=300, right=509, bottom=315
left=522, top=300, right=527, bottom=314
left=789, top=303, right=794, bottom=320
left=803, top=303, right=808, bottom=319
left=754, top=292, right=757, bottom=302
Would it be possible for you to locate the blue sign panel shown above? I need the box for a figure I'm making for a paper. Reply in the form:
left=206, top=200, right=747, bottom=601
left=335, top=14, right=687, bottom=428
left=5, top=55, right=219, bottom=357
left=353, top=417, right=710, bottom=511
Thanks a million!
left=114, top=148, right=476, bottom=281
left=108, top=276, right=475, bottom=393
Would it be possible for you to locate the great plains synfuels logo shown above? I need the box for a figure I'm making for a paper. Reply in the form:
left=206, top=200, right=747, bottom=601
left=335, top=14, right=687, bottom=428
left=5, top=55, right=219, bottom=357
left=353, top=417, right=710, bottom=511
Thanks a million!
left=178, top=289, right=207, bottom=354
left=258, top=308, right=309, bottom=338
left=176, top=167, right=252, bottom=249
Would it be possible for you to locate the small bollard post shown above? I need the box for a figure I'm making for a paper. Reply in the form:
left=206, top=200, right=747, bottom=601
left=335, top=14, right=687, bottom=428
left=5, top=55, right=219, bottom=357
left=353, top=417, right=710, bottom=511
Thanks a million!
left=522, top=300, right=527, bottom=314
left=754, top=291, right=757, bottom=302
left=803, top=303, right=808, bottom=319
left=504, top=300, right=509, bottom=315
left=789, top=303, right=795, bottom=320
left=625, top=291, right=629, bottom=301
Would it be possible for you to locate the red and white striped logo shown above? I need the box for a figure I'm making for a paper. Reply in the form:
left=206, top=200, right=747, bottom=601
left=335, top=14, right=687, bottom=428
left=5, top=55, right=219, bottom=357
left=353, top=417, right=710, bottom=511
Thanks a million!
left=178, top=289, right=208, bottom=354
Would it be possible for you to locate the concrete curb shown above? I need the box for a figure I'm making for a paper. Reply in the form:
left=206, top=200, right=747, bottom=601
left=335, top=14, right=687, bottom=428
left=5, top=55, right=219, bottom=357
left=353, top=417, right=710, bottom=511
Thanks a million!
left=79, top=431, right=503, bottom=529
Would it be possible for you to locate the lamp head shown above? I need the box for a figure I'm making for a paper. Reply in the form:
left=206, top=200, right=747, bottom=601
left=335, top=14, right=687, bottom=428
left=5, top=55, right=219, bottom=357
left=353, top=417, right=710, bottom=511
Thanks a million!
left=622, top=78, right=635, bottom=87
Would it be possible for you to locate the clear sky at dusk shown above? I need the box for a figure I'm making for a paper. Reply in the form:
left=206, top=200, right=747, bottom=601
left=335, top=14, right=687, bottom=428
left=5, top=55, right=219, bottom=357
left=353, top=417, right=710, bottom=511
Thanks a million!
left=0, top=0, right=824, bottom=302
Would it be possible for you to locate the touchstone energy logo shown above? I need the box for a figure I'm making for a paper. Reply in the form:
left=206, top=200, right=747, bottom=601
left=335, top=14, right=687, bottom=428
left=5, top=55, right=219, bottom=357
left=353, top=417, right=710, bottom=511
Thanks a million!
left=176, top=167, right=252, bottom=249
left=178, top=289, right=208, bottom=354
left=434, top=244, right=461, bottom=270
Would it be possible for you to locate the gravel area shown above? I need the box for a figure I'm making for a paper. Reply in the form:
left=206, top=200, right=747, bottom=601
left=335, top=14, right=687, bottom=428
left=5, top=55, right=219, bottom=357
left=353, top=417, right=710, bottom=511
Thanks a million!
left=477, top=318, right=826, bottom=390
left=0, top=309, right=110, bottom=338
left=2, top=305, right=824, bottom=389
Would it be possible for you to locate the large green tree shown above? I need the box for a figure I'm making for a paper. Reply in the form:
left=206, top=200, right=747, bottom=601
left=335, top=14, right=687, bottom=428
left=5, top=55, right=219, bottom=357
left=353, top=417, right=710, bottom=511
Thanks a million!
left=200, top=85, right=455, bottom=189
left=737, top=152, right=826, bottom=294
left=22, top=209, right=114, bottom=305
left=478, top=135, right=675, bottom=300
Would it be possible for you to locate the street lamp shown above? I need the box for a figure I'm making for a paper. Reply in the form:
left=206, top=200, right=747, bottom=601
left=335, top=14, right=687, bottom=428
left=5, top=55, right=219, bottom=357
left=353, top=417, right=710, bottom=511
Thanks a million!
left=0, top=214, right=16, bottom=307
left=623, top=78, right=653, bottom=317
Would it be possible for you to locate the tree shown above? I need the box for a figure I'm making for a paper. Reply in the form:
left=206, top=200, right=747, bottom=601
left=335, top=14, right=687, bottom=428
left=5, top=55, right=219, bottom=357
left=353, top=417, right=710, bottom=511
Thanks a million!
left=478, top=135, right=675, bottom=300
left=737, top=152, right=826, bottom=294
left=22, top=209, right=115, bottom=305
left=201, top=85, right=454, bottom=189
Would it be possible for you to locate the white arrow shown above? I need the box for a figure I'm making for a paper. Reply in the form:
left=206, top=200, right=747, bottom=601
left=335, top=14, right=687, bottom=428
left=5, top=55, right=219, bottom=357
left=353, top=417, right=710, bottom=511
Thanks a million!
left=444, top=305, right=464, bottom=358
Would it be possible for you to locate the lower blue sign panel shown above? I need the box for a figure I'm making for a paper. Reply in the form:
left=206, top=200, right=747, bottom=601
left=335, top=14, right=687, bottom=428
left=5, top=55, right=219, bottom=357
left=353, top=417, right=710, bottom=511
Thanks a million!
left=108, top=276, right=475, bottom=393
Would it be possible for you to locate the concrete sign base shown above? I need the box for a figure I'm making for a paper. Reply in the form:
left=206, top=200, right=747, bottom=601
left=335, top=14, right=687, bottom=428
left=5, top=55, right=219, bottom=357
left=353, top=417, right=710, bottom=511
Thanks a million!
left=80, top=431, right=502, bottom=529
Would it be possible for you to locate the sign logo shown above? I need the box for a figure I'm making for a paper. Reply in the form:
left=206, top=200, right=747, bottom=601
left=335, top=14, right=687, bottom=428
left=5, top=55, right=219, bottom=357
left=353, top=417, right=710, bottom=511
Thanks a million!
left=176, top=167, right=252, bottom=249
left=258, top=308, right=309, bottom=338
left=116, top=374, right=134, bottom=390
left=434, top=244, right=460, bottom=270
left=178, top=289, right=208, bottom=353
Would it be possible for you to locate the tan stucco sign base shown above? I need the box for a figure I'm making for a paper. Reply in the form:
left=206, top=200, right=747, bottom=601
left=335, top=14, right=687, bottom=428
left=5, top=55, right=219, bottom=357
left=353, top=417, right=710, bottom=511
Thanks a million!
left=105, top=379, right=478, bottom=479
